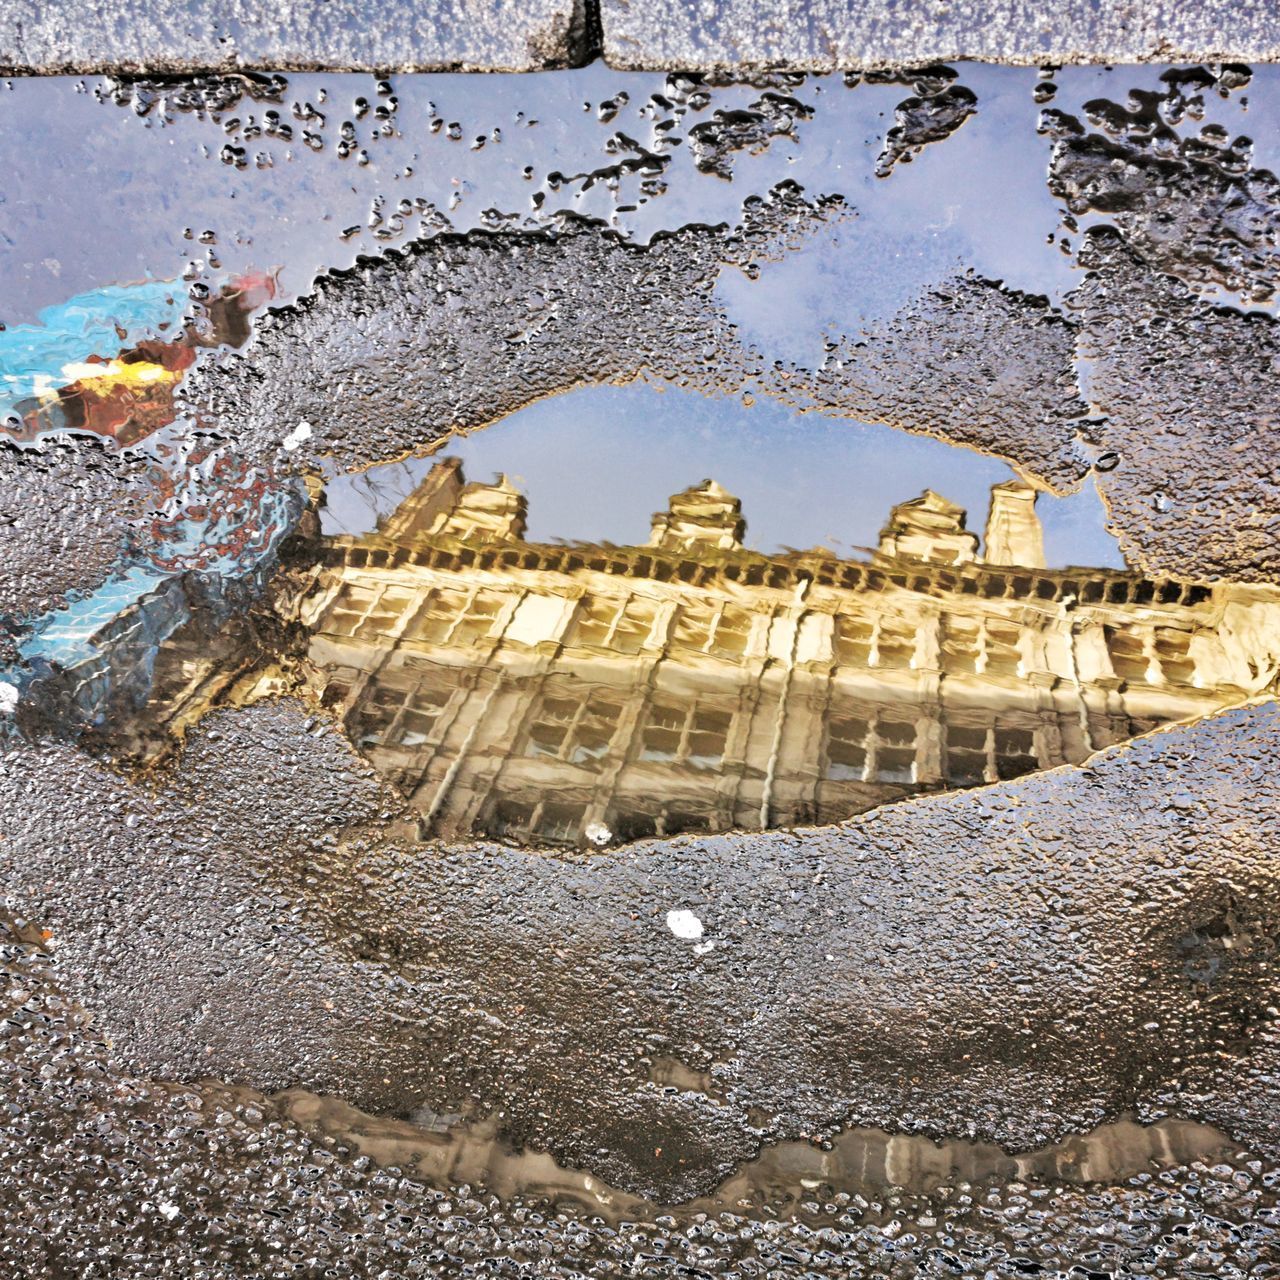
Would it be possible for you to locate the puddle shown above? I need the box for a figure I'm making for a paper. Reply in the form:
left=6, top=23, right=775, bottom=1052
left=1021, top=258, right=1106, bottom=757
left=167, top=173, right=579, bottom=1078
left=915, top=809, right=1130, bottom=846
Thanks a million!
left=22, top=381, right=1280, bottom=854
left=292, top=442, right=1280, bottom=849
left=275, top=1085, right=1237, bottom=1218
left=4, top=59, right=1280, bottom=1276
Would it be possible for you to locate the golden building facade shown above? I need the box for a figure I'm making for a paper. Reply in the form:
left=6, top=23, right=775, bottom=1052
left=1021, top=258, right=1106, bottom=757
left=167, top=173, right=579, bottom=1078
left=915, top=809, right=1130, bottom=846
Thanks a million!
left=281, top=458, right=1280, bottom=849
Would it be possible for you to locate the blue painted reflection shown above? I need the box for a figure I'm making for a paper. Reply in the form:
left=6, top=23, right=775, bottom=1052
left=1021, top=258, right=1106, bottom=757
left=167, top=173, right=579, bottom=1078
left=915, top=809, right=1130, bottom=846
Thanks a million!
left=0, top=279, right=188, bottom=422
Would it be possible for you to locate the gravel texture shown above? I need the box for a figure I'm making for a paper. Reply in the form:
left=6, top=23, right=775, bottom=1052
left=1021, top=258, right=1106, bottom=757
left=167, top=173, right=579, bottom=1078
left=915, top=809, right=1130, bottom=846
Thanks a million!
left=0, top=436, right=156, bottom=620
left=0, top=0, right=587, bottom=74
left=1069, top=228, right=1280, bottom=584
left=4, top=693, right=1279, bottom=1204
left=4, top=1, right=1280, bottom=74
left=601, top=1, right=1280, bottom=73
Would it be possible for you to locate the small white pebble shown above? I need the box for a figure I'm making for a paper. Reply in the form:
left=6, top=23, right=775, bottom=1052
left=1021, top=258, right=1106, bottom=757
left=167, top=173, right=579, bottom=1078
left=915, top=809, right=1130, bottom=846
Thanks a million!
left=281, top=420, right=313, bottom=451
left=665, top=909, right=704, bottom=941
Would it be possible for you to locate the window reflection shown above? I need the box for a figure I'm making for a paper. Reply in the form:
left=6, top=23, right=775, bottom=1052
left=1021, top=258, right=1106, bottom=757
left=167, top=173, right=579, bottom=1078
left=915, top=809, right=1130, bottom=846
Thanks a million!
left=523, top=683, right=625, bottom=767
left=567, top=595, right=660, bottom=653
left=640, top=697, right=732, bottom=771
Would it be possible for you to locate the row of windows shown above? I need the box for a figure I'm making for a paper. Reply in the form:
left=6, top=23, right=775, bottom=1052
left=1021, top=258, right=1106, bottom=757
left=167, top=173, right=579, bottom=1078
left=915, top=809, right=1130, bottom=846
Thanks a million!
left=942, top=723, right=1038, bottom=785
left=524, top=693, right=1043, bottom=787
left=573, top=595, right=761, bottom=659
left=323, top=583, right=757, bottom=661
left=482, top=708, right=1168, bottom=848
left=351, top=669, right=1045, bottom=790
left=524, top=690, right=733, bottom=772
left=824, top=713, right=1037, bottom=786
left=825, top=710, right=918, bottom=784
left=321, top=581, right=1201, bottom=686
left=489, top=799, right=589, bottom=847
left=832, top=613, right=1196, bottom=685
left=326, top=582, right=504, bottom=648
left=481, top=713, right=1099, bottom=845
left=834, top=613, right=1025, bottom=678
left=484, top=718, right=1033, bottom=849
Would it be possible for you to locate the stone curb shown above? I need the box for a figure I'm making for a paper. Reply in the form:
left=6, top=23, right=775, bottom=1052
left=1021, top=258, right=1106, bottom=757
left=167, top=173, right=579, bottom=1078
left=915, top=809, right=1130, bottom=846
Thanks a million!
left=600, top=0, right=1280, bottom=73
left=1, top=0, right=1278, bottom=75
left=0, top=0, right=590, bottom=75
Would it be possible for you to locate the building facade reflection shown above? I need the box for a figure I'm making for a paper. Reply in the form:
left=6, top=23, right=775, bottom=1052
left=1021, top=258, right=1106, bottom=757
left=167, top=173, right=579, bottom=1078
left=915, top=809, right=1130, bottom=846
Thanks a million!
left=284, top=458, right=1273, bottom=849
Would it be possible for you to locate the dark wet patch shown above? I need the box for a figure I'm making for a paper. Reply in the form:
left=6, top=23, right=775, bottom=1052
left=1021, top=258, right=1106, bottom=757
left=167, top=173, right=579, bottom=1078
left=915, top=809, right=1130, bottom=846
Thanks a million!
left=4, top=902, right=1275, bottom=1277
left=180, top=200, right=822, bottom=474
left=687, top=91, right=814, bottom=178
left=1043, top=64, right=1280, bottom=300
left=5, top=692, right=1280, bottom=1203
left=182, top=207, right=1090, bottom=503
left=846, top=68, right=979, bottom=178
left=875, top=83, right=977, bottom=178
left=103, top=71, right=289, bottom=119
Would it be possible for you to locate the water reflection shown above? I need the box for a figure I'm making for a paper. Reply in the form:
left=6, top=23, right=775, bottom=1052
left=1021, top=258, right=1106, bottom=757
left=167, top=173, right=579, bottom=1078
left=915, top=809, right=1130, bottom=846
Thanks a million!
left=1, top=272, right=275, bottom=447
left=276, top=456, right=1279, bottom=849
left=25, top=432, right=1280, bottom=851
left=318, top=383, right=1127, bottom=569
left=275, top=1086, right=1235, bottom=1214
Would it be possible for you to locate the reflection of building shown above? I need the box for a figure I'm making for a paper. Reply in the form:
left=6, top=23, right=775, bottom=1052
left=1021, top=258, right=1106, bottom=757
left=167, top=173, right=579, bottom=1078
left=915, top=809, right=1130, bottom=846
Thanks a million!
left=287, top=459, right=1280, bottom=848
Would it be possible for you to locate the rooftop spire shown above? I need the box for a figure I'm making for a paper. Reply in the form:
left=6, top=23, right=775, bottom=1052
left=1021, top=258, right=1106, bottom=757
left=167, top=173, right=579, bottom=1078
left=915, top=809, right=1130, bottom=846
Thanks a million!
left=649, top=478, right=745, bottom=552
left=878, top=489, right=978, bottom=565
left=380, top=458, right=527, bottom=544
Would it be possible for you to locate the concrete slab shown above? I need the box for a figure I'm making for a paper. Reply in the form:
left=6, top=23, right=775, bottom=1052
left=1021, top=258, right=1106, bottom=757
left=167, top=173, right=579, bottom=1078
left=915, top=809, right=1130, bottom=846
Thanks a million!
left=600, top=0, right=1280, bottom=72
left=0, top=0, right=586, bottom=74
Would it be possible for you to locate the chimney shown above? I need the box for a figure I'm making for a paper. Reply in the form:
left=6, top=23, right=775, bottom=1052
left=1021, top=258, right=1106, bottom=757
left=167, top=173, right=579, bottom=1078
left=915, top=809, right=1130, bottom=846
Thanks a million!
left=649, top=479, right=745, bottom=552
left=983, top=481, right=1045, bottom=568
